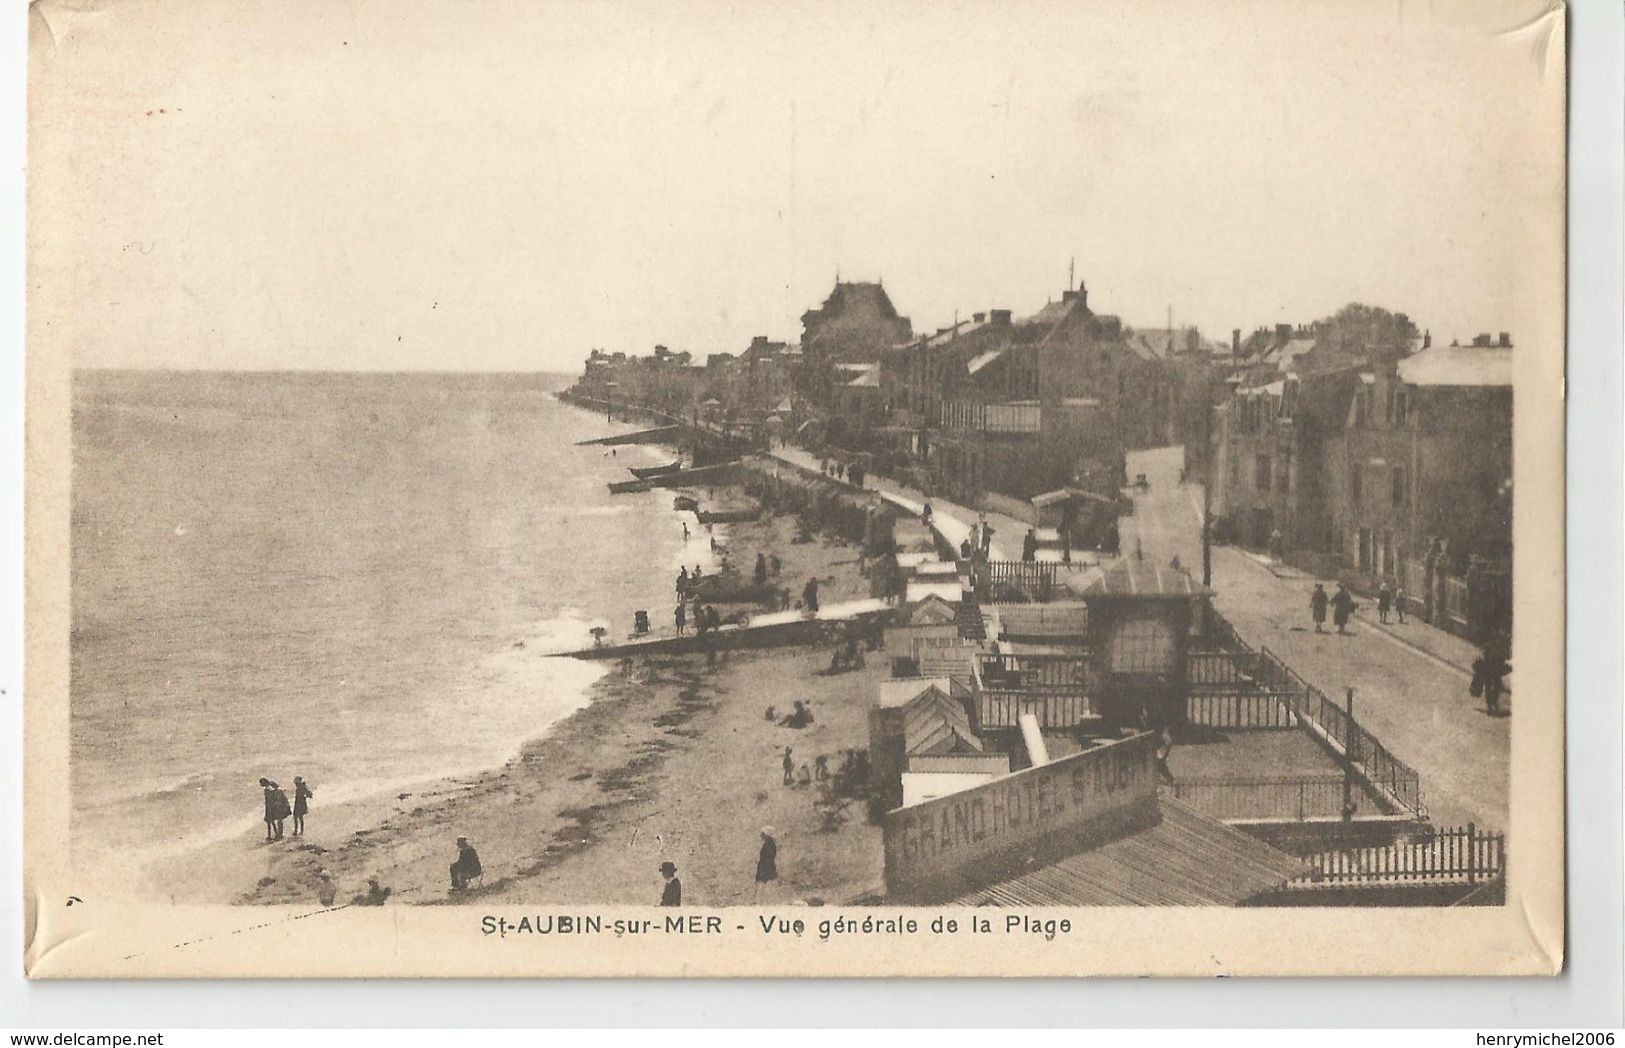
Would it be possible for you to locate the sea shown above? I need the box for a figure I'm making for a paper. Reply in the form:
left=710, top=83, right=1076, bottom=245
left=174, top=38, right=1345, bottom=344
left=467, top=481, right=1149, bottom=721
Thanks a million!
left=69, top=370, right=705, bottom=880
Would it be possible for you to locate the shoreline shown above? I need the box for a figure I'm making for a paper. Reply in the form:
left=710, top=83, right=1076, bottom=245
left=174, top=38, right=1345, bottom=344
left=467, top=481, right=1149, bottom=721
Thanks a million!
left=144, top=498, right=889, bottom=907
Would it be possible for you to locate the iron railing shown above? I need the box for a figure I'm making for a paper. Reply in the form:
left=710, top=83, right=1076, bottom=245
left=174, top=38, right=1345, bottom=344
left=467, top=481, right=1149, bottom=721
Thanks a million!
left=1165, top=774, right=1360, bottom=821
left=1196, top=610, right=1427, bottom=818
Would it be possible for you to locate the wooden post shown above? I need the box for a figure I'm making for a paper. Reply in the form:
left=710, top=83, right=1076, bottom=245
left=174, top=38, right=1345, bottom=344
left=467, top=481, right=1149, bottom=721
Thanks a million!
left=1466, top=822, right=1477, bottom=885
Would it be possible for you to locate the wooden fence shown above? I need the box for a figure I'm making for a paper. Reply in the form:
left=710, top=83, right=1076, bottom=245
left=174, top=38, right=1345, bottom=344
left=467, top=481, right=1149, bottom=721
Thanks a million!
left=975, top=561, right=1059, bottom=603
left=1296, top=824, right=1503, bottom=886
left=977, top=652, right=1091, bottom=690
left=975, top=690, right=1095, bottom=731
left=1185, top=690, right=1300, bottom=729
left=1186, top=650, right=1264, bottom=689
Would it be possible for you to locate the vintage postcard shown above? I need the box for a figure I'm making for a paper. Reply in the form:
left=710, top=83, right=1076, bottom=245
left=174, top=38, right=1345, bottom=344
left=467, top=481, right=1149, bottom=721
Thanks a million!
left=24, top=0, right=1565, bottom=977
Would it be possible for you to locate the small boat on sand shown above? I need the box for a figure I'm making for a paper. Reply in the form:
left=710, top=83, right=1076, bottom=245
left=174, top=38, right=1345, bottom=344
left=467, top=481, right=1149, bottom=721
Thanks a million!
left=629, top=460, right=682, bottom=479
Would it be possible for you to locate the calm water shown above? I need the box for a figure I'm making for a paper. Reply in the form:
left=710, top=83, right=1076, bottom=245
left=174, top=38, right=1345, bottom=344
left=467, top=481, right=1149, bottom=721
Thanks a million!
left=70, top=370, right=697, bottom=869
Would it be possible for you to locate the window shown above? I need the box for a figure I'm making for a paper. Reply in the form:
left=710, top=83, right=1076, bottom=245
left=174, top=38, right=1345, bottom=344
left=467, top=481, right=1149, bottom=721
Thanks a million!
left=1351, top=464, right=1362, bottom=503
left=1255, top=454, right=1272, bottom=493
left=1391, top=466, right=1406, bottom=507
left=1283, top=448, right=1294, bottom=494
left=1394, top=389, right=1408, bottom=426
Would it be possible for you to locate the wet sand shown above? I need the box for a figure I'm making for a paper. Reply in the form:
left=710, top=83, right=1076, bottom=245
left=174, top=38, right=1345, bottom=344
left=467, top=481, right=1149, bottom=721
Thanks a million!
left=152, top=510, right=890, bottom=907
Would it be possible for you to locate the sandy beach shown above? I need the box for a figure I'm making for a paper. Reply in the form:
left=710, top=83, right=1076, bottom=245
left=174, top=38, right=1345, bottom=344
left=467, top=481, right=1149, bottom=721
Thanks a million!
left=149, top=503, right=891, bottom=908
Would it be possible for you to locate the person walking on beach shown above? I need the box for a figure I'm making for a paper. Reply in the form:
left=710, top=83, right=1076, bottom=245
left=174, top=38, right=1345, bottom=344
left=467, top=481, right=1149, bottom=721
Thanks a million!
left=291, top=776, right=313, bottom=837
left=682, top=521, right=690, bottom=543
left=921, top=503, right=933, bottom=529
left=980, top=517, right=995, bottom=559
left=449, top=836, right=482, bottom=892
left=259, top=778, right=290, bottom=841
left=674, top=601, right=687, bottom=636
left=259, top=778, right=278, bottom=841
left=1395, top=586, right=1409, bottom=624
left=1377, top=581, right=1393, bottom=624
left=959, top=538, right=973, bottom=561
left=1310, top=583, right=1329, bottom=633
left=802, top=577, right=820, bottom=615
left=782, top=747, right=794, bottom=786
left=1331, top=583, right=1357, bottom=635
left=659, top=861, right=682, bottom=906
left=1022, top=527, right=1038, bottom=562
left=754, top=827, right=778, bottom=899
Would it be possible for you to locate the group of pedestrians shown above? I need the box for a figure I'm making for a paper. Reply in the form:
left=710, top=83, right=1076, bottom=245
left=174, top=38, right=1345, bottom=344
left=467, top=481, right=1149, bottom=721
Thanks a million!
left=1308, top=582, right=1359, bottom=634
left=258, top=776, right=313, bottom=841
left=1310, top=580, right=1412, bottom=634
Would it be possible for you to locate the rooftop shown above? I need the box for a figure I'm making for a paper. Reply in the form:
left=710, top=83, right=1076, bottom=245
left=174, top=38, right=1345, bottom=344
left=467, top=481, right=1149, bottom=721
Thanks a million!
left=954, top=797, right=1305, bottom=906
left=1397, top=342, right=1513, bottom=388
left=1072, top=558, right=1213, bottom=599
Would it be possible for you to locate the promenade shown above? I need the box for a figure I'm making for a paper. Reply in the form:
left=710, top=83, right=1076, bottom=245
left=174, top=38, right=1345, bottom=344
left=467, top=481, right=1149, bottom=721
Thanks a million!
left=1124, top=445, right=1510, bottom=831
left=766, top=444, right=1020, bottom=560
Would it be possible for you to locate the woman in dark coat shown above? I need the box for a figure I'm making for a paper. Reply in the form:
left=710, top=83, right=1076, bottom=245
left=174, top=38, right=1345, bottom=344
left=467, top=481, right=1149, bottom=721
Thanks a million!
left=260, top=779, right=291, bottom=840
left=259, top=778, right=278, bottom=841
left=1331, top=584, right=1357, bottom=634
left=291, top=776, right=313, bottom=836
left=754, top=827, right=778, bottom=899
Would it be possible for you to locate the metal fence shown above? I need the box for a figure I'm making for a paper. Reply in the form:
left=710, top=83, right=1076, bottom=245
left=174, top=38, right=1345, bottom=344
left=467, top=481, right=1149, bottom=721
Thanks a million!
left=1165, top=774, right=1355, bottom=821
left=1253, top=647, right=1425, bottom=816
left=1297, top=824, right=1503, bottom=885
left=1196, top=610, right=1427, bottom=818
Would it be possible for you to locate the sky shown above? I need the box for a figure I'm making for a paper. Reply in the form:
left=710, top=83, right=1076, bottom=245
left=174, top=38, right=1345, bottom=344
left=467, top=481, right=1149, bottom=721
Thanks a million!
left=29, top=0, right=1565, bottom=372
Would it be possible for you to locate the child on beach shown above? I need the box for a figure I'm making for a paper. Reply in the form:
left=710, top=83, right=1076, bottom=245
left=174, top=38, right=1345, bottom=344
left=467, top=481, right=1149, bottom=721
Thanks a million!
left=291, top=776, right=313, bottom=836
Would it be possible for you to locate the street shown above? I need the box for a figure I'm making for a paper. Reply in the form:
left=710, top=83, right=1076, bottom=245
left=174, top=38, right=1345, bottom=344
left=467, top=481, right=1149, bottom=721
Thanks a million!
left=1124, top=446, right=1510, bottom=832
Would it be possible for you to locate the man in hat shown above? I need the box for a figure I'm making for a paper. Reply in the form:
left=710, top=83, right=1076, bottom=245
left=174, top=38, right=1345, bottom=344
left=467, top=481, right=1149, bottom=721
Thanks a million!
left=659, top=861, right=682, bottom=906
left=449, top=835, right=482, bottom=892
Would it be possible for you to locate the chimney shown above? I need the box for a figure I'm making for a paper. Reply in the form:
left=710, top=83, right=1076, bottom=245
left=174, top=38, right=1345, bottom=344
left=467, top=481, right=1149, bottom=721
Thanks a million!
left=1079, top=282, right=1088, bottom=311
left=1423, top=330, right=1432, bottom=349
left=1498, top=332, right=1511, bottom=348
left=1061, top=290, right=1077, bottom=303
left=1232, top=329, right=1242, bottom=356
left=973, top=312, right=986, bottom=323
left=1275, top=323, right=1292, bottom=342
left=1473, top=333, right=1492, bottom=348
left=990, top=309, right=1012, bottom=325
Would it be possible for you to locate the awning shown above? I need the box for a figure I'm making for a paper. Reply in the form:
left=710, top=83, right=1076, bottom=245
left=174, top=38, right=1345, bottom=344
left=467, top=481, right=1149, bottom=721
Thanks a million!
left=955, top=798, right=1306, bottom=906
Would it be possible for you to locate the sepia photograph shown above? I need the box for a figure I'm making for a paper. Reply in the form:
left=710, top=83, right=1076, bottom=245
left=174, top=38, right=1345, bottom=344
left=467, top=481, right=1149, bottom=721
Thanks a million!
left=23, top=0, right=1566, bottom=978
